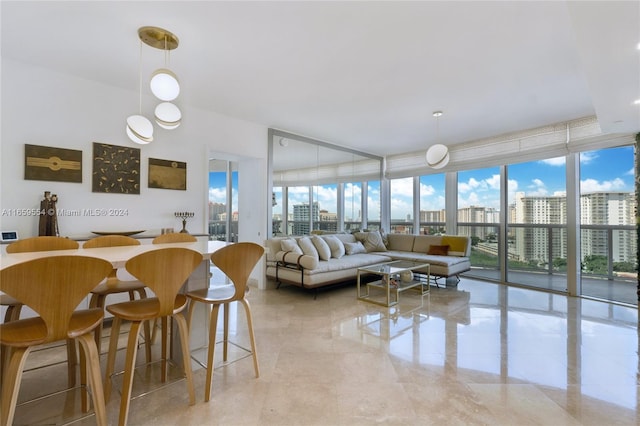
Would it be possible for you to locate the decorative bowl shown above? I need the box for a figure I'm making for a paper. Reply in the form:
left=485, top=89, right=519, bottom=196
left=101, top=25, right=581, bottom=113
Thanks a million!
left=91, top=230, right=145, bottom=236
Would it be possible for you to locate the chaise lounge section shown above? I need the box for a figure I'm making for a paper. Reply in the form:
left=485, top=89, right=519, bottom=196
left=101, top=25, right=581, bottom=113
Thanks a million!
left=264, top=231, right=471, bottom=291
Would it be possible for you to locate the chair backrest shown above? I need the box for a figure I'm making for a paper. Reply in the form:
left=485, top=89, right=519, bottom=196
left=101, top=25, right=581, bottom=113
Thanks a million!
left=210, top=242, right=264, bottom=300
left=83, top=235, right=141, bottom=248
left=125, top=248, right=202, bottom=315
left=152, top=233, right=197, bottom=244
left=6, top=236, right=79, bottom=253
left=0, top=256, right=113, bottom=342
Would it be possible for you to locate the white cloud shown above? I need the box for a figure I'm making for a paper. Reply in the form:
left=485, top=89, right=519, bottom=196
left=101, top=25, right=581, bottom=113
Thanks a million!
left=458, top=177, right=482, bottom=193
left=390, top=177, right=414, bottom=197
left=486, top=174, right=500, bottom=190
left=420, top=183, right=435, bottom=196
left=209, top=187, right=226, bottom=203
left=580, top=178, right=626, bottom=192
left=625, top=167, right=635, bottom=176
left=526, top=178, right=548, bottom=196
left=580, top=151, right=598, bottom=164
left=539, top=157, right=565, bottom=166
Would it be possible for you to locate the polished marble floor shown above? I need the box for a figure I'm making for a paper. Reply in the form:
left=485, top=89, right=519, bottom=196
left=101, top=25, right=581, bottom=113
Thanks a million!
left=9, top=277, right=640, bottom=425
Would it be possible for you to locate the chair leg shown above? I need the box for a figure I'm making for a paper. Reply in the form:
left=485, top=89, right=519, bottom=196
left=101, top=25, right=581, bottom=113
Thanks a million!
left=204, top=304, right=221, bottom=402
left=240, top=298, right=260, bottom=378
left=104, top=316, right=122, bottom=402
left=66, top=338, right=77, bottom=387
left=4, top=304, right=22, bottom=322
left=118, top=320, right=142, bottom=426
left=174, top=313, right=195, bottom=405
left=161, top=316, right=168, bottom=383
left=1, top=346, right=31, bottom=426
left=76, top=334, right=107, bottom=426
left=78, top=340, right=89, bottom=413
left=223, top=302, right=229, bottom=362
left=90, top=294, right=106, bottom=355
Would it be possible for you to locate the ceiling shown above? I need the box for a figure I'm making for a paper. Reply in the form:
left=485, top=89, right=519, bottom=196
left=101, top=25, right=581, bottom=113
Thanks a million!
left=2, top=1, right=638, bottom=158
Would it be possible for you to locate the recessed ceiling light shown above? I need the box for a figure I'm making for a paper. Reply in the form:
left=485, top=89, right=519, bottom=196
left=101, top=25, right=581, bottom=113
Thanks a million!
left=637, top=42, right=640, bottom=50
left=432, top=111, right=443, bottom=117
left=634, top=99, right=640, bottom=105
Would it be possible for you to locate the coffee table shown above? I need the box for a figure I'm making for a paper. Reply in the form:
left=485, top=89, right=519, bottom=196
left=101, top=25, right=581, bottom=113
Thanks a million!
left=356, top=260, right=430, bottom=307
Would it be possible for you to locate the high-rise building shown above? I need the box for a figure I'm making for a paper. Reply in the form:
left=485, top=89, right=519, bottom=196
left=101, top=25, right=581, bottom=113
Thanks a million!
left=292, top=202, right=319, bottom=235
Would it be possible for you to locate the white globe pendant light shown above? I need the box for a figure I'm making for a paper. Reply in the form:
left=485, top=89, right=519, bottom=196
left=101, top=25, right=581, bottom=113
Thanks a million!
left=426, top=144, right=449, bottom=169
left=426, top=111, right=449, bottom=169
left=154, top=102, right=182, bottom=129
left=150, top=68, right=180, bottom=101
left=126, top=114, right=154, bottom=144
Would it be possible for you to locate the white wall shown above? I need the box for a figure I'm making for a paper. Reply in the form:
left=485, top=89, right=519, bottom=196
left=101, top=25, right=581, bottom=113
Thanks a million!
left=1, top=59, right=268, bottom=285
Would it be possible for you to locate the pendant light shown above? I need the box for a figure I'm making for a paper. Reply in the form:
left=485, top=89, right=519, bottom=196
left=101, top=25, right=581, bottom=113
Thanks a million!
left=126, top=39, right=153, bottom=145
left=139, top=26, right=182, bottom=131
left=426, top=111, right=449, bottom=169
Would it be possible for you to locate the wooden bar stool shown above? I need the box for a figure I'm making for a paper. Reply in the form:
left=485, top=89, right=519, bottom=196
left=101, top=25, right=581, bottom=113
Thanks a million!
left=83, top=235, right=151, bottom=360
left=0, top=255, right=113, bottom=426
left=186, top=242, right=264, bottom=402
left=1, top=236, right=80, bottom=387
left=104, top=247, right=202, bottom=426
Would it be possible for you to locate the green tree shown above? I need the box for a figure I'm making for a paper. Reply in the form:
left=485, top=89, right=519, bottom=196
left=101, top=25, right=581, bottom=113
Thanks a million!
left=583, top=255, right=608, bottom=274
left=470, top=236, right=480, bottom=247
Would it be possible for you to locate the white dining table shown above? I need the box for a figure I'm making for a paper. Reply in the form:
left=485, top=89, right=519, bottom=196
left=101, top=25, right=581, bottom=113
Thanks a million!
left=0, top=240, right=230, bottom=272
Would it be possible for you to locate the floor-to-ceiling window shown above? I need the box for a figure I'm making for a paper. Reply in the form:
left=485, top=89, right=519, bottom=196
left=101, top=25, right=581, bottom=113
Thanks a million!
left=579, top=146, right=637, bottom=304
left=344, top=181, right=362, bottom=232
left=389, top=177, right=413, bottom=234
left=457, top=166, right=501, bottom=280
left=208, top=159, right=238, bottom=242
left=419, top=173, right=445, bottom=235
left=367, top=180, right=381, bottom=231
left=507, top=158, right=567, bottom=292
left=313, top=183, right=338, bottom=232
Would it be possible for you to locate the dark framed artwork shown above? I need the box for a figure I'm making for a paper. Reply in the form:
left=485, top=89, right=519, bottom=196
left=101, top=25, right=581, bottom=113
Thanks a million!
left=148, top=158, right=187, bottom=190
left=24, top=144, right=82, bottom=183
left=92, top=142, right=140, bottom=194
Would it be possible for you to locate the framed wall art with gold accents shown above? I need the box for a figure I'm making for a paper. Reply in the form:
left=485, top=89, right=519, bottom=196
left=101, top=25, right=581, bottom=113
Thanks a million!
left=148, top=158, right=187, bottom=190
left=92, top=142, right=140, bottom=194
left=24, top=144, right=82, bottom=183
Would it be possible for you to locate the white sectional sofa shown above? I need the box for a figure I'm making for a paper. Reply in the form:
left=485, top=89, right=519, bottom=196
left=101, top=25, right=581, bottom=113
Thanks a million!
left=264, top=231, right=471, bottom=291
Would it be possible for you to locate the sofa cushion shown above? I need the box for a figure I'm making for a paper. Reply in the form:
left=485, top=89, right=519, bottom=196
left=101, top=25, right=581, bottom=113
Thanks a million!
left=334, top=233, right=357, bottom=245
left=411, top=235, right=441, bottom=253
left=442, top=236, right=469, bottom=256
left=387, top=234, right=415, bottom=252
left=298, top=236, right=319, bottom=259
left=311, top=235, right=331, bottom=261
left=344, top=241, right=366, bottom=255
left=427, top=244, right=450, bottom=256
left=280, top=238, right=302, bottom=254
left=275, top=251, right=319, bottom=270
left=354, top=231, right=387, bottom=252
left=323, top=235, right=345, bottom=259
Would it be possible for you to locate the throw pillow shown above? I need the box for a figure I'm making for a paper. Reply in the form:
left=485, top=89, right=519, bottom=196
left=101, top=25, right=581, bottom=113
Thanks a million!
left=344, top=241, right=366, bottom=255
left=311, top=235, right=332, bottom=261
left=427, top=244, right=450, bottom=256
left=355, top=230, right=387, bottom=252
left=297, top=236, right=319, bottom=259
left=323, top=235, right=345, bottom=259
left=280, top=238, right=302, bottom=254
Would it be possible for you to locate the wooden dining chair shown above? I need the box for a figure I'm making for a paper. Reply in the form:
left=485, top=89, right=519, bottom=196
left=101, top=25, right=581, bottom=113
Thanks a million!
left=186, top=242, right=264, bottom=402
left=1, top=236, right=80, bottom=387
left=0, top=255, right=112, bottom=426
left=149, top=232, right=198, bottom=345
left=83, top=235, right=151, bottom=360
left=104, top=247, right=202, bottom=426
left=151, top=232, right=197, bottom=244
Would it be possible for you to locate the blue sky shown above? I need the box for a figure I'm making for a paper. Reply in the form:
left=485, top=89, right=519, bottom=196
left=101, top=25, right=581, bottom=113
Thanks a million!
left=208, top=171, right=238, bottom=210
left=212, top=146, right=635, bottom=220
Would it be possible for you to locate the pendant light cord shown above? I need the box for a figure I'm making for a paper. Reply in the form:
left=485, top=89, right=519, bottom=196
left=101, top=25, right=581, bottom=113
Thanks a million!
left=138, top=39, right=143, bottom=114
